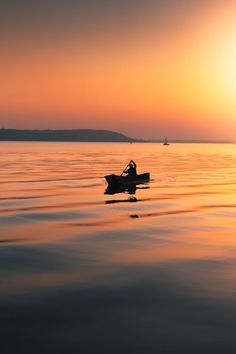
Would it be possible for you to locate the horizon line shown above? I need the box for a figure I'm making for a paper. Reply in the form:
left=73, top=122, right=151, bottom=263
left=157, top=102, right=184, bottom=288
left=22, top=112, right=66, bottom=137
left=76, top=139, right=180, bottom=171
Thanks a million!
left=0, top=128, right=234, bottom=144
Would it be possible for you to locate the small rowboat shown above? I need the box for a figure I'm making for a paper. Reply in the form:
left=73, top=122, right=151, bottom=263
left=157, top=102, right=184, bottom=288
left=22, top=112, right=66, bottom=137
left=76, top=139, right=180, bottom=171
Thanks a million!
left=105, top=173, right=150, bottom=186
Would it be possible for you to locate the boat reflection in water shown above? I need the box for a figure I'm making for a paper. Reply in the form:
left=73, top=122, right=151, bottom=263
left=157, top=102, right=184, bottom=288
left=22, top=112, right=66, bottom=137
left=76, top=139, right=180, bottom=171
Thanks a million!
left=104, top=183, right=150, bottom=204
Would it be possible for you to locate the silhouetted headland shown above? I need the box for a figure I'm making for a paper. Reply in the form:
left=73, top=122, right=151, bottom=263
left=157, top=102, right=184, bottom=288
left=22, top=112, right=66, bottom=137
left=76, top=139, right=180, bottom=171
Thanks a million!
left=0, top=129, right=134, bottom=142
left=0, top=129, right=233, bottom=143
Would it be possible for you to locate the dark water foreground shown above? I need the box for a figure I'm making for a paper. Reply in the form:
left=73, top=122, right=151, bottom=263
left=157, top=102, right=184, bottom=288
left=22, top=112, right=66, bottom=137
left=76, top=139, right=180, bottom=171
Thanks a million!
left=1, top=142, right=236, bottom=354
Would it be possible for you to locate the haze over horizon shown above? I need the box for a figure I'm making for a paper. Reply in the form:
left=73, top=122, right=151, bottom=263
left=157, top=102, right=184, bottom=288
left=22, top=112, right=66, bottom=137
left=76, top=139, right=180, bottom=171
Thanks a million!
left=1, top=0, right=236, bottom=140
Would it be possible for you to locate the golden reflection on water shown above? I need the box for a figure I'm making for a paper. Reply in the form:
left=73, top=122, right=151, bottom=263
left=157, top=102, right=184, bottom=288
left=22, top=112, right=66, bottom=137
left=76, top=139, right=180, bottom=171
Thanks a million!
left=1, top=142, right=236, bottom=353
left=0, top=142, right=236, bottom=293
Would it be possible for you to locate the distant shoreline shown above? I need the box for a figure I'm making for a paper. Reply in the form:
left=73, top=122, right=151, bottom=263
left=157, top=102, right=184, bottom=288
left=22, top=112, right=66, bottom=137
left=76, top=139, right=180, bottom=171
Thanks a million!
left=0, top=129, right=233, bottom=144
left=0, top=128, right=132, bottom=143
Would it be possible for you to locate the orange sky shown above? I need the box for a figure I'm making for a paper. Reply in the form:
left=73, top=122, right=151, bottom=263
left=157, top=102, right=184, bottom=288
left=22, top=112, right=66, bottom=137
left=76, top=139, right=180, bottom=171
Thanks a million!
left=0, top=0, right=236, bottom=139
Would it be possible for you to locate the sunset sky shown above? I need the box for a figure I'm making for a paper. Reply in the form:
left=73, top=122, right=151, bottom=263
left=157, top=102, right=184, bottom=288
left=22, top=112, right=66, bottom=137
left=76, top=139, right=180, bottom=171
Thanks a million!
left=1, top=0, right=236, bottom=139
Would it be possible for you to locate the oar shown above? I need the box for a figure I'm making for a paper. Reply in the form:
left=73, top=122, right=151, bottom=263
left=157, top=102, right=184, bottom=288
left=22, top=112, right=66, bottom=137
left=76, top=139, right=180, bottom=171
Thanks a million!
left=121, top=161, right=132, bottom=176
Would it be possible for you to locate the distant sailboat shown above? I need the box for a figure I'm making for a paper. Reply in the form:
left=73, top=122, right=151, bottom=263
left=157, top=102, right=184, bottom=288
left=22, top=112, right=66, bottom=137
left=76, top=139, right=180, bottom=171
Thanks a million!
left=163, top=137, right=170, bottom=146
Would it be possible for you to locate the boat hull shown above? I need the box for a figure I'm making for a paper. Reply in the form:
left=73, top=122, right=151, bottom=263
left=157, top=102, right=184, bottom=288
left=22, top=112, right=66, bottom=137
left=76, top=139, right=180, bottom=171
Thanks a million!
left=105, top=173, right=150, bottom=185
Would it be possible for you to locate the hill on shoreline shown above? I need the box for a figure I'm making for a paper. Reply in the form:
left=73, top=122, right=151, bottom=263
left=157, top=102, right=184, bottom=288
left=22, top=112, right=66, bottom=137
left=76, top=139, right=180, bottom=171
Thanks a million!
left=0, top=129, right=233, bottom=144
left=0, top=129, right=133, bottom=142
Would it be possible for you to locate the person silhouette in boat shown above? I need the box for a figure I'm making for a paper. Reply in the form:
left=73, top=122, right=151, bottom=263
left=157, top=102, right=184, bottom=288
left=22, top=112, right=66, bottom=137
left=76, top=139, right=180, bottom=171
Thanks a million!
left=125, top=160, right=137, bottom=176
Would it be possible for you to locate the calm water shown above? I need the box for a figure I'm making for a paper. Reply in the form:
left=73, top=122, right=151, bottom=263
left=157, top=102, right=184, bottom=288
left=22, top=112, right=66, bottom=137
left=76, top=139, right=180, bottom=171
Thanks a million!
left=1, top=142, right=236, bottom=354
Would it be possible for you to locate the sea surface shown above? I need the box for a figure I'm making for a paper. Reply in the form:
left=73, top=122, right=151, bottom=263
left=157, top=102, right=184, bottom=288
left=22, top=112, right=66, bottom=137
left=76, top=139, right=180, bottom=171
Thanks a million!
left=1, top=142, right=236, bottom=354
